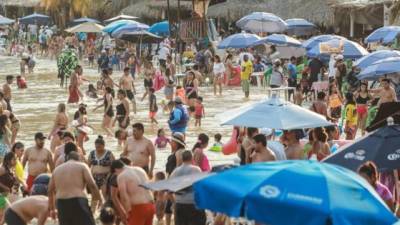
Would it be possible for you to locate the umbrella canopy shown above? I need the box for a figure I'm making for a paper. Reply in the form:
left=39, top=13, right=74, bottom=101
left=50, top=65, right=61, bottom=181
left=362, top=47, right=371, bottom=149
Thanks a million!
left=324, top=123, right=400, bottom=172
left=65, top=22, right=104, bottom=33
left=307, top=38, right=368, bottom=59
left=0, top=15, right=14, bottom=25
left=236, top=12, right=287, bottom=33
left=111, top=22, right=149, bottom=38
left=218, top=95, right=331, bottom=129
left=141, top=172, right=210, bottom=192
left=19, top=13, right=50, bottom=25
left=104, top=14, right=138, bottom=23
left=217, top=32, right=261, bottom=49
left=103, top=19, right=138, bottom=34
left=148, top=20, right=170, bottom=36
left=357, top=57, right=400, bottom=80
left=251, top=34, right=302, bottom=47
left=194, top=161, right=397, bottom=225
left=365, top=26, right=400, bottom=44
left=116, top=30, right=162, bottom=43
left=72, top=17, right=100, bottom=25
left=285, top=18, right=317, bottom=36
left=354, top=50, right=400, bottom=70
left=302, top=35, right=346, bottom=51
left=367, top=102, right=400, bottom=132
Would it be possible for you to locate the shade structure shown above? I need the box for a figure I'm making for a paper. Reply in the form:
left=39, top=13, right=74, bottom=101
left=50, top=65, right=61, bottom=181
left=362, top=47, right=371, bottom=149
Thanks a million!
left=104, top=14, right=138, bottom=23
left=65, top=22, right=104, bottom=33
left=217, top=32, right=261, bottom=49
left=365, top=26, right=400, bottom=44
left=285, top=18, right=317, bottom=36
left=103, top=19, right=139, bottom=34
left=251, top=34, right=302, bottom=47
left=324, top=124, right=400, bottom=172
left=218, top=95, right=331, bottom=129
left=357, top=57, right=400, bottom=80
left=72, top=17, right=100, bottom=25
left=194, top=161, right=397, bottom=225
left=111, top=22, right=149, bottom=38
left=302, top=35, right=346, bottom=51
left=307, top=38, right=368, bottom=60
left=116, top=30, right=162, bottom=43
left=19, top=13, right=50, bottom=25
left=148, top=20, right=170, bottom=36
left=0, top=15, right=14, bottom=25
left=141, top=172, right=210, bottom=192
left=354, top=50, right=400, bottom=70
left=367, top=102, right=400, bottom=132
left=274, top=46, right=306, bottom=58
left=236, top=12, right=287, bottom=33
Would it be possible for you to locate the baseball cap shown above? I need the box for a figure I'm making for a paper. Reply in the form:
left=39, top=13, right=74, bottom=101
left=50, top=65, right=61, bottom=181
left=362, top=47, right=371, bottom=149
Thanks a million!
left=34, top=132, right=46, bottom=140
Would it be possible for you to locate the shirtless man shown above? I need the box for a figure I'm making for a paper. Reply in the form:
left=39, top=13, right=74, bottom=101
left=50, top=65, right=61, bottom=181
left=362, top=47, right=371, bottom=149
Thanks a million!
left=48, top=152, right=101, bottom=225
left=4, top=196, right=49, bottom=225
left=113, top=160, right=155, bottom=225
left=2, top=75, right=13, bottom=112
left=370, top=78, right=397, bottom=106
left=250, top=134, right=276, bottom=163
left=281, top=130, right=303, bottom=160
left=22, top=132, right=54, bottom=192
left=120, top=67, right=137, bottom=114
left=122, top=123, right=155, bottom=178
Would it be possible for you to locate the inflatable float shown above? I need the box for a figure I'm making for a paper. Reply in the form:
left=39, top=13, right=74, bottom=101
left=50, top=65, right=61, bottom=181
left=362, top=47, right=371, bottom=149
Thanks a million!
left=222, top=127, right=240, bottom=155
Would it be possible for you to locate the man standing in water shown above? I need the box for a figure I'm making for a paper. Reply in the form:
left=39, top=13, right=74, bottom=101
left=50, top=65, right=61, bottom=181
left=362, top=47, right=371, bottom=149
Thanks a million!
left=113, top=160, right=155, bottom=225
left=22, top=132, right=54, bottom=192
left=2, top=75, right=13, bottom=112
left=120, top=67, right=137, bottom=114
left=240, top=55, right=253, bottom=99
left=122, top=123, right=155, bottom=178
left=48, top=152, right=101, bottom=225
left=250, top=134, right=276, bottom=163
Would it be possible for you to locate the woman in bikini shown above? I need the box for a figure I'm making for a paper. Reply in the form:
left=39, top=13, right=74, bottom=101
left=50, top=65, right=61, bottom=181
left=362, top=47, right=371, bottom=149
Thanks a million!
left=114, top=90, right=130, bottom=130
left=141, top=62, right=155, bottom=101
left=94, top=87, right=114, bottom=137
left=185, top=71, right=199, bottom=114
left=74, top=104, right=90, bottom=155
left=354, top=83, right=372, bottom=136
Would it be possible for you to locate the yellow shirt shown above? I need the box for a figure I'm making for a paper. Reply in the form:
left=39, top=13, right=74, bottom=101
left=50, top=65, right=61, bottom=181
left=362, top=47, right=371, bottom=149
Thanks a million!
left=15, top=159, right=24, bottom=181
left=241, top=61, right=253, bottom=80
left=345, top=104, right=357, bottom=126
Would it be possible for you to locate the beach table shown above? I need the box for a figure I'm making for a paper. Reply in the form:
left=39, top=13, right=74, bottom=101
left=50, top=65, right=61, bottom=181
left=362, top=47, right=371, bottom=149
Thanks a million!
left=251, top=71, right=264, bottom=88
left=266, top=86, right=295, bottom=101
left=311, top=81, right=329, bottom=95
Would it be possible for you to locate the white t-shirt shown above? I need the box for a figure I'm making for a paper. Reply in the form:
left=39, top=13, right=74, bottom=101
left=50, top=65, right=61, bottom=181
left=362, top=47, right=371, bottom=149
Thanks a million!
left=270, top=66, right=284, bottom=87
left=158, top=46, right=169, bottom=60
left=213, top=62, right=225, bottom=76
left=328, top=55, right=336, bottom=78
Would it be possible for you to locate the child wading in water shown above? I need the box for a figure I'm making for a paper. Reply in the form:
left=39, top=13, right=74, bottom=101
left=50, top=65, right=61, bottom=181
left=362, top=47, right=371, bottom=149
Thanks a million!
left=194, top=96, right=205, bottom=127
left=154, top=128, right=170, bottom=150
left=149, top=88, right=158, bottom=124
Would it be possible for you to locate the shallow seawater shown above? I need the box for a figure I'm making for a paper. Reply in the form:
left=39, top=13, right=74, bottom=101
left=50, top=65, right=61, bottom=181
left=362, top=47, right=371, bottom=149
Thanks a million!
left=0, top=55, right=274, bottom=171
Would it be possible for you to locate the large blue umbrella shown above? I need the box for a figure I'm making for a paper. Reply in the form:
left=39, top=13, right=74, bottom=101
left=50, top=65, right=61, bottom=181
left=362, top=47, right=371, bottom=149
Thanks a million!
left=324, top=123, right=400, bottom=171
left=218, top=95, right=331, bottom=129
left=285, top=18, right=317, bottom=36
left=357, top=57, right=400, bottom=80
left=251, top=34, right=302, bottom=47
left=365, top=26, right=400, bottom=44
left=354, top=50, right=400, bottom=70
left=307, top=38, right=368, bottom=59
left=72, top=17, right=100, bottom=25
left=236, top=12, right=287, bottom=33
left=102, top=19, right=138, bottom=34
left=302, top=35, right=345, bottom=50
left=19, top=13, right=50, bottom=25
left=217, top=32, right=261, bottom=49
left=111, top=22, right=149, bottom=38
left=148, top=20, right=170, bottom=36
left=0, top=15, right=14, bottom=25
left=194, top=161, right=397, bottom=225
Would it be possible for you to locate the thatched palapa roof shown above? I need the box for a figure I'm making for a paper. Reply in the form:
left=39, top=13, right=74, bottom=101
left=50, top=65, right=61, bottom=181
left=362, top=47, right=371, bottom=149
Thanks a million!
left=207, top=0, right=335, bottom=26
left=150, top=0, right=193, bottom=10
left=1, top=0, right=41, bottom=7
left=328, top=0, right=395, bottom=9
left=122, top=1, right=162, bottom=20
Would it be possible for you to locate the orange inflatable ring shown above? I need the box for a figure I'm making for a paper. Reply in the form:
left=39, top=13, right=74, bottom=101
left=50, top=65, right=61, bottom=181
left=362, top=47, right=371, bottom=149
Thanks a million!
left=222, top=127, right=239, bottom=155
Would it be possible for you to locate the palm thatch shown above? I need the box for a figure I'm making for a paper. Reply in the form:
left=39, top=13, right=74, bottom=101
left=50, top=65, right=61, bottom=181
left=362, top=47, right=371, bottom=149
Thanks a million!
left=328, top=0, right=395, bottom=9
left=122, top=1, right=162, bottom=20
left=208, top=0, right=335, bottom=26
left=150, top=0, right=193, bottom=10
left=2, top=0, right=41, bottom=7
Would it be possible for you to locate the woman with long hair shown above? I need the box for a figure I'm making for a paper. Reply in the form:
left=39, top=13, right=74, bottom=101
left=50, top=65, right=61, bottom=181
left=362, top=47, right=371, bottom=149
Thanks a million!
left=308, top=127, right=331, bottom=161
left=0, top=152, right=17, bottom=223
left=354, top=83, right=372, bottom=136
left=114, top=90, right=130, bottom=130
left=185, top=71, right=199, bottom=114
left=192, top=133, right=211, bottom=172
left=213, top=55, right=225, bottom=96
left=344, top=92, right=357, bottom=140
left=328, top=84, right=342, bottom=120
left=141, top=61, right=155, bottom=101
left=74, top=104, right=90, bottom=155
left=94, top=87, right=114, bottom=137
